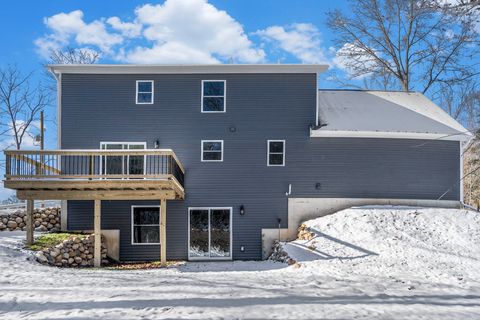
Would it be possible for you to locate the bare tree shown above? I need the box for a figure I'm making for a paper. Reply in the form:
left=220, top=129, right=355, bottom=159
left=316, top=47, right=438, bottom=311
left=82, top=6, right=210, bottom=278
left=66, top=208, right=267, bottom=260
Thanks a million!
left=0, top=65, right=50, bottom=150
left=327, top=0, right=479, bottom=93
left=48, top=47, right=100, bottom=65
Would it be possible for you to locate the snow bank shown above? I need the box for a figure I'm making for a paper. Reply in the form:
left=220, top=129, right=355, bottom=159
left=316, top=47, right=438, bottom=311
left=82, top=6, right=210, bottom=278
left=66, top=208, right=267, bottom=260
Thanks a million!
left=283, top=206, right=480, bottom=284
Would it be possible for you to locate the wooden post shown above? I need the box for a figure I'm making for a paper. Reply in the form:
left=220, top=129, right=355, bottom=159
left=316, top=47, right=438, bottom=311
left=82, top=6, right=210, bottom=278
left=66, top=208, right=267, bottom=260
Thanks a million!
left=26, top=199, right=34, bottom=245
left=160, top=199, right=167, bottom=265
left=94, top=199, right=101, bottom=267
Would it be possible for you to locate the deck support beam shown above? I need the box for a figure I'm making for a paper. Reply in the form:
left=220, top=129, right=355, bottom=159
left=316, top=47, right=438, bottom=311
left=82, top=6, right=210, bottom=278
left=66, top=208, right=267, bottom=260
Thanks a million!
left=26, top=199, right=34, bottom=245
left=94, top=199, right=101, bottom=267
left=160, top=199, right=167, bottom=265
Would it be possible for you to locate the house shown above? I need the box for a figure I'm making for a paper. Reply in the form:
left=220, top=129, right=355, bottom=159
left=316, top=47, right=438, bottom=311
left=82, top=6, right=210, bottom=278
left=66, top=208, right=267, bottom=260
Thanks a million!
left=3, top=64, right=471, bottom=265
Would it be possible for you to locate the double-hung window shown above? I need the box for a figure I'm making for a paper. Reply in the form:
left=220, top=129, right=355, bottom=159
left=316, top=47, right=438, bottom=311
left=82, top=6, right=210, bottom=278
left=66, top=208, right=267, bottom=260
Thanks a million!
left=201, top=140, right=223, bottom=162
left=132, top=206, right=160, bottom=244
left=136, top=80, right=154, bottom=104
left=267, top=140, right=285, bottom=166
left=202, top=80, right=226, bottom=112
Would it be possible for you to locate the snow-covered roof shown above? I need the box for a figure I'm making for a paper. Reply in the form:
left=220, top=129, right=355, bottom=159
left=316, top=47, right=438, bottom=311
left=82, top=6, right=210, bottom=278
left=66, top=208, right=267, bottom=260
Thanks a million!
left=313, top=90, right=471, bottom=141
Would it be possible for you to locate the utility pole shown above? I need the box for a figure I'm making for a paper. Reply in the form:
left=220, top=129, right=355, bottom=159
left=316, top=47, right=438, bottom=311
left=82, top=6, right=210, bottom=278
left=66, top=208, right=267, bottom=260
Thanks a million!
left=40, top=111, right=45, bottom=209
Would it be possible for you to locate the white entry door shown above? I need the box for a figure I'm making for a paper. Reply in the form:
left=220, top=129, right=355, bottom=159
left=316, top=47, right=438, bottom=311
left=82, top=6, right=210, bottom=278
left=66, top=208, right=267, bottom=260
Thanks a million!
left=188, top=207, right=232, bottom=260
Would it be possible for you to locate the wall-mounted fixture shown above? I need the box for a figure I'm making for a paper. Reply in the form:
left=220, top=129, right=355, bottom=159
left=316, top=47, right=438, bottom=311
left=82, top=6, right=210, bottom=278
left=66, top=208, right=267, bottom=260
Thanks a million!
left=285, top=184, right=292, bottom=196
left=229, top=126, right=236, bottom=133
left=240, top=246, right=245, bottom=252
left=154, top=140, right=160, bottom=149
left=315, top=183, right=322, bottom=190
left=240, top=205, right=245, bottom=215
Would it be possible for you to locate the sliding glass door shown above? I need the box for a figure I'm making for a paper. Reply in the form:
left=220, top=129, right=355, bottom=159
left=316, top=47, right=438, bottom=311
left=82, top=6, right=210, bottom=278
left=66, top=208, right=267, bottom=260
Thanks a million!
left=100, top=142, right=146, bottom=176
left=189, top=207, right=232, bottom=260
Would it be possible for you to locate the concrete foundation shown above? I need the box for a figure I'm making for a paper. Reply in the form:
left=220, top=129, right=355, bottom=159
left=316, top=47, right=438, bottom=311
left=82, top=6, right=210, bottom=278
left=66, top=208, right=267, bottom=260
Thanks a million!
left=261, top=197, right=460, bottom=259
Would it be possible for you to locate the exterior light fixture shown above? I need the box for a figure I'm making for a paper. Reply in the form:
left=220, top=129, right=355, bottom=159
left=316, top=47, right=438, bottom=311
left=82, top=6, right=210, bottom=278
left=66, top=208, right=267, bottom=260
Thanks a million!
left=154, top=140, right=160, bottom=149
left=240, top=205, right=245, bottom=215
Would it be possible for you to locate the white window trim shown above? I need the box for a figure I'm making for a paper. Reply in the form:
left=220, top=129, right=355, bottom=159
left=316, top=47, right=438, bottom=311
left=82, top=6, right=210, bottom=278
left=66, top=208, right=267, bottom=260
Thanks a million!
left=187, top=207, right=233, bottom=261
left=201, top=140, right=224, bottom=162
left=136, top=80, right=154, bottom=105
left=201, top=80, right=226, bottom=113
left=100, top=142, right=147, bottom=177
left=267, top=140, right=285, bottom=167
left=131, top=205, right=161, bottom=245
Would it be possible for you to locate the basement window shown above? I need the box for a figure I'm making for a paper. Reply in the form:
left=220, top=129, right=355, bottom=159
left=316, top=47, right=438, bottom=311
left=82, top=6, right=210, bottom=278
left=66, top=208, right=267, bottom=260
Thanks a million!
left=201, top=140, right=223, bottom=162
left=267, top=140, right=285, bottom=166
left=202, top=80, right=226, bottom=112
left=131, top=206, right=160, bottom=244
left=136, top=80, right=154, bottom=104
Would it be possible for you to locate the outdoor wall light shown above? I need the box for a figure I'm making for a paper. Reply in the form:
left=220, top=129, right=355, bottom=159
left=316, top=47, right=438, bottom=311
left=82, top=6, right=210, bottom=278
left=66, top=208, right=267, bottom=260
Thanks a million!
left=240, top=205, right=245, bottom=215
left=154, top=140, right=160, bottom=149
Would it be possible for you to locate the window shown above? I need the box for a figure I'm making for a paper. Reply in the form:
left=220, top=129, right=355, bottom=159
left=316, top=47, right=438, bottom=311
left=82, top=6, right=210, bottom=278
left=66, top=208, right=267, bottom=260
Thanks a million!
left=267, top=140, right=285, bottom=166
left=201, top=140, right=223, bottom=162
left=136, top=80, right=154, bottom=104
left=189, top=207, right=232, bottom=259
left=202, top=80, right=226, bottom=112
left=100, top=142, right=146, bottom=175
left=132, top=206, right=160, bottom=244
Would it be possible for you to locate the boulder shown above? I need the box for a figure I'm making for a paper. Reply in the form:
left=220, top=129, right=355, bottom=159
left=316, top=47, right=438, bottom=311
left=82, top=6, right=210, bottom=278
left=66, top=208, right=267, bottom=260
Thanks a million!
left=35, top=252, right=48, bottom=263
left=7, top=221, right=17, bottom=229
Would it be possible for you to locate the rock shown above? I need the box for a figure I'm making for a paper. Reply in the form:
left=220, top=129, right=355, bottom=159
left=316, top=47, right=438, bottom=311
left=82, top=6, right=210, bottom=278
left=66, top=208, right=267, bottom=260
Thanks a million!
left=50, top=249, right=61, bottom=258
left=36, top=225, right=48, bottom=232
left=41, top=221, right=48, bottom=226
left=34, top=221, right=41, bottom=227
left=48, top=214, right=55, bottom=219
left=7, top=221, right=17, bottom=229
left=63, top=253, right=69, bottom=259
left=36, top=252, right=48, bottom=263
left=68, top=258, right=74, bottom=264
left=2, top=218, right=7, bottom=224
left=17, top=212, right=25, bottom=218
left=0, top=223, right=5, bottom=230
left=74, top=256, right=82, bottom=264
left=18, top=222, right=25, bottom=228
left=47, top=223, right=53, bottom=229
left=72, top=244, right=79, bottom=250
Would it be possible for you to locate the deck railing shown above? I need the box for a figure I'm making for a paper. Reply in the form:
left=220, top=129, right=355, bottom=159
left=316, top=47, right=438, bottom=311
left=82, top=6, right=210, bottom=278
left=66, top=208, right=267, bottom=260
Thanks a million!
left=4, top=149, right=185, bottom=187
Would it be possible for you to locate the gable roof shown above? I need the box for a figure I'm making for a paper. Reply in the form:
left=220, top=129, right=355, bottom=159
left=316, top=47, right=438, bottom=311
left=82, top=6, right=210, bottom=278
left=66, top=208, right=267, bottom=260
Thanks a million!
left=313, top=90, right=471, bottom=141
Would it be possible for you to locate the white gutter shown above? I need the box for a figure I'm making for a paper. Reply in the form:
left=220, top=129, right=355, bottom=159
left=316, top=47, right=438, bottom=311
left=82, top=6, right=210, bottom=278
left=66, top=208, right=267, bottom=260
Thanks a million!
left=310, top=129, right=471, bottom=141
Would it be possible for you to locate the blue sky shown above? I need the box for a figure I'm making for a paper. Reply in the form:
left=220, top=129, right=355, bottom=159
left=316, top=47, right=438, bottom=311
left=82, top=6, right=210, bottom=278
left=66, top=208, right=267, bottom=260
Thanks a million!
left=0, top=0, right=352, bottom=199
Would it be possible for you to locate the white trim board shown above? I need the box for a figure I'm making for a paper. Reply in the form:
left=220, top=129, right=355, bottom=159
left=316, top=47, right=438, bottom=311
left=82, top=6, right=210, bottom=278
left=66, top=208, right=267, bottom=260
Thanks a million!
left=48, top=64, right=329, bottom=75
left=310, top=129, right=471, bottom=141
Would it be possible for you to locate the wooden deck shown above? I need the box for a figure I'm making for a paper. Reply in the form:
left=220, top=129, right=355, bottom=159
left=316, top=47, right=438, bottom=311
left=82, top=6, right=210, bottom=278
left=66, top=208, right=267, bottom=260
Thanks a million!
left=3, top=149, right=185, bottom=200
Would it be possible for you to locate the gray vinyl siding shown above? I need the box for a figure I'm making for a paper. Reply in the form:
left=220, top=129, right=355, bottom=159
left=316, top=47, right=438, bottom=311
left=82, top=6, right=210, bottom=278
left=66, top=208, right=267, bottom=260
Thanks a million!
left=61, top=73, right=460, bottom=261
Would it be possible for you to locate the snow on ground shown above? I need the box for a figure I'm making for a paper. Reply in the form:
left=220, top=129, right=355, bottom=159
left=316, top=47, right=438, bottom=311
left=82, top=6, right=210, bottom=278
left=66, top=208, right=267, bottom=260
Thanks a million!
left=1, top=207, right=480, bottom=319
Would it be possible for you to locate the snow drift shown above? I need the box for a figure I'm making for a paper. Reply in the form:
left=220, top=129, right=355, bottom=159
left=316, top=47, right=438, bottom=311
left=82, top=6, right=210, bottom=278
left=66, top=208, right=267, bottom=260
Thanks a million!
left=280, top=206, right=480, bottom=284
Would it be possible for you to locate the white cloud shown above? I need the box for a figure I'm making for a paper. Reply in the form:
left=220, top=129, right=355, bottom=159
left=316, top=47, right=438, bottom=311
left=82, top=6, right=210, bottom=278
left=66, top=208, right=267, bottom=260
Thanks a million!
left=106, top=17, right=142, bottom=38
left=121, top=0, right=264, bottom=63
left=35, top=0, right=265, bottom=64
left=255, top=23, right=329, bottom=64
left=35, top=10, right=124, bottom=58
left=332, top=42, right=379, bottom=79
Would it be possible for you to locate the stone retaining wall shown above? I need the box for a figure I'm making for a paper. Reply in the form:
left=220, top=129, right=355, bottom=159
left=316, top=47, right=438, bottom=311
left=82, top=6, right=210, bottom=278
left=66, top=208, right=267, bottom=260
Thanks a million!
left=35, top=234, right=108, bottom=267
left=0, top=207, right=61, bottom=232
